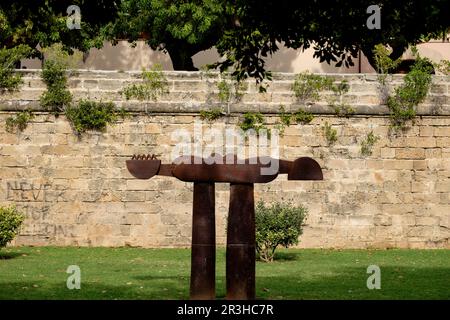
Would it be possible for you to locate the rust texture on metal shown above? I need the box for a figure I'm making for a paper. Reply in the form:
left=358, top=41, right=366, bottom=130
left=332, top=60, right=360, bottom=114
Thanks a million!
left=226, top=183, right=256, bottom=300
left=126, top=153, right=323, bottom=300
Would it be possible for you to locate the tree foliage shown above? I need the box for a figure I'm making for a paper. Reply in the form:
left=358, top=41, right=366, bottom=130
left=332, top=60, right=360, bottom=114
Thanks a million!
left=0, top=0, right=119, bottom=58
left=0, top=1, right=448, bottom=79
left=215, top=0, right=450, bottom=82
left=103, top=0, right=226, bottom=70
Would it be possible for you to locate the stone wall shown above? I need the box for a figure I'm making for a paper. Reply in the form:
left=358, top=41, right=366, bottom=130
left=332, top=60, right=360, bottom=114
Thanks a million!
left=0, top=70, right=449, bottom=248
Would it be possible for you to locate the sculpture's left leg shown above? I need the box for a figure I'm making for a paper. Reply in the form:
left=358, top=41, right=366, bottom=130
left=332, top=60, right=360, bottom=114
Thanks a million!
left=226, top=183, right=255, bottom=300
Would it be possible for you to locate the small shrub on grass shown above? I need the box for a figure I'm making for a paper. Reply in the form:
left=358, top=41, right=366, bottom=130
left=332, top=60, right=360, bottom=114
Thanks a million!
left=66, top=100, right=126, bottom=134
left=0, top=205, right=24, bottom=250
left=255, top=201, right=307, bottom=262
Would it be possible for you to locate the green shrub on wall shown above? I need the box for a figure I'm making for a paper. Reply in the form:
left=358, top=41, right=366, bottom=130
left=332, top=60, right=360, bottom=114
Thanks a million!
left=434, top=60, right=450, bottom=75
left=122, top=64, right=169, bottom=101
left=238, top=112, right=269, bottom=136
left=39, top=60, right=72, bottom=113
left=276, top=105, right=314, bottom=135
left=199, top=108, right=226, bottom=121
left=360, top=131, right=380, bottom=156
left=5, top=110, right=34, bottom=133
left=387, top=55, right=433, bottom=129
left=0, top=206, right=24, bottom=250
left=39, top=44, right=81, bottom=113
left=0, top=45, right=32, bottom=92
left=373, top=45, right=434, bottom=129
left=255, top=201, right=307, bottom=262
left=323, top=121, right=338, bottom=145
left=292, top=71, right=333, bottom=103
left=66, top=100, right=127, bottom=134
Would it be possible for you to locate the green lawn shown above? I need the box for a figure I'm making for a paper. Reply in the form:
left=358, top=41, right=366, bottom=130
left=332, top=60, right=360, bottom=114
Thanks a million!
left=0, top=247, right=448, bottom=299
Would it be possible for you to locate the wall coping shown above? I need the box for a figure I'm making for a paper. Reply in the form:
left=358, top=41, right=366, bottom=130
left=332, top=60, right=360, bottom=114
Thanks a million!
left=1, top=70, right=449, bottom=116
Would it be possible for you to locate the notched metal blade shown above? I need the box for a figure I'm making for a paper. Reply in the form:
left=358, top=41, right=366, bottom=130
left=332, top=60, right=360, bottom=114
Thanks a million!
left=126, top=159, right=161, bottom=179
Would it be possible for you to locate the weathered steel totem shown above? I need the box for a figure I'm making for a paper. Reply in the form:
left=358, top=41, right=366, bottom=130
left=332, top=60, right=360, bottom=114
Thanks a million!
left=126, top=154, right=323, bottom=300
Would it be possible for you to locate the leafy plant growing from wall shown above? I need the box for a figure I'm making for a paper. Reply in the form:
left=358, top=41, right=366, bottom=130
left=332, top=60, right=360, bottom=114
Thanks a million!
left=373, top=44, right=401, bottom=104
left=238, top=112, right=269, bottom=136
left=276, top=105, right=314, bottom=135
left=122, top=64, right=169, bottom=101
left=217, top=79, right=231, bottom=103
left=39, top=44, right=82, bottom=114
left=323, top=121, right=337, bottom=145
left=40, top=59, right=73, bottom=113
left=66, top=100, right=127, bottom=134
left=199, top=108, right=226, bottom=122
left=0, top=45, right=32, bottom=93
left=328, top=80, right=355, bottom=117
left=387, top=51, right=433, bottom=129
left=5, top=110, right=34, bottom=133
left=373, top=45, right=433, bottom=129
left=217, top=78, right=247, bottom=103
left=434, top=60, right=450, bottom=75
left=292, top=71, right=353, bottom=119
left=213, top=75, right=248, bottom=115
left=40, top=44, right=83, bottom=70
left=292, top=71, right=333, bottom=104
left=360, top=131, right=380, bottom=156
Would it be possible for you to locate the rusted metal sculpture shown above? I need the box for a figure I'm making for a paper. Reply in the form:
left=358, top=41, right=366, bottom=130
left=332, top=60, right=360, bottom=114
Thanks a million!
left=126, top=154, right=323, bottom=300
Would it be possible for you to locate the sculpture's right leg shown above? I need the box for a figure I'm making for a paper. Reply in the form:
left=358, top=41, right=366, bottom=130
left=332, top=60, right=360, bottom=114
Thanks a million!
left=226, top=183, right=256, bottom=300
left=190, top=182, right=216, bottom=299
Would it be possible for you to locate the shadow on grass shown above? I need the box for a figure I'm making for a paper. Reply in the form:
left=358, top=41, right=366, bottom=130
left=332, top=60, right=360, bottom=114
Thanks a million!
left=255, top=265, right=450, bottom=300
left=0, top=252, right=23, bottom=260
left=132, top=274, right=189, bottom=282
left=0, top=280, right=190, bottom=300
left=272, top=251, right=299, bottom=261
left=255, top=251, right=299, bottom=262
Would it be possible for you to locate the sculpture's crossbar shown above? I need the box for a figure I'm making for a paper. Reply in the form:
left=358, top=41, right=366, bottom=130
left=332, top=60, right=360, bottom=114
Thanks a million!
left=126, top=154, right=323, bottom=182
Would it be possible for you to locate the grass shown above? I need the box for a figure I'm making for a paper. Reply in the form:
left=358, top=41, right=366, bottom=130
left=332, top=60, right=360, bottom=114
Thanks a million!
left=0, top=247, right=448, bottom=300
